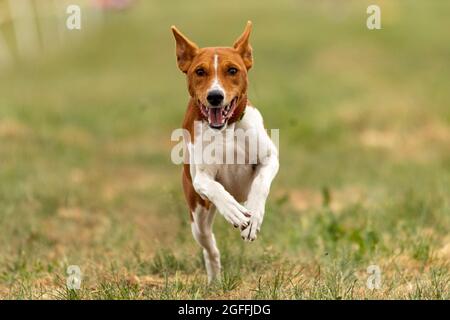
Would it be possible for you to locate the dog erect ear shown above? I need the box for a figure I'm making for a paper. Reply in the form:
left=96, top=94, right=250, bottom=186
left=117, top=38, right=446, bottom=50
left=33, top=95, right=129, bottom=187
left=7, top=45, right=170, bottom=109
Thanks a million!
left=171, top=26, right=199, bottom=73
left=233, top=21, right=253, bottom=70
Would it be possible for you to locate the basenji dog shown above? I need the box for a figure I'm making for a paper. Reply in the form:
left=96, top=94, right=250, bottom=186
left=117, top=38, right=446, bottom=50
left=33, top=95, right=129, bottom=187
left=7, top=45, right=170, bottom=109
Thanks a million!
left=171, top=21, right=279, bottom=283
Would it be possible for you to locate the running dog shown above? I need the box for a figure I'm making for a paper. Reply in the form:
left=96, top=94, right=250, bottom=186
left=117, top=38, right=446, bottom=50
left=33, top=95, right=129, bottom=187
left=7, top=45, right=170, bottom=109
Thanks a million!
left=171, top=21, right=279, bottom=282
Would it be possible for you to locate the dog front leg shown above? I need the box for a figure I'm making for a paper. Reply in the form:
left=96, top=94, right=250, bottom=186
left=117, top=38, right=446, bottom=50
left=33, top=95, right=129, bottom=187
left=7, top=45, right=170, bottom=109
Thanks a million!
left=241, top=148, right=279, bottom=241
left=193, top=171, right=251, bottom=229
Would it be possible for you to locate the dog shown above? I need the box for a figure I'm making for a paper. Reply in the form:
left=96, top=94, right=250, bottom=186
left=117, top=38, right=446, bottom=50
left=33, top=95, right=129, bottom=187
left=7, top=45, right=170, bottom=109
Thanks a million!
left=171, top=21, right=279, bottom=283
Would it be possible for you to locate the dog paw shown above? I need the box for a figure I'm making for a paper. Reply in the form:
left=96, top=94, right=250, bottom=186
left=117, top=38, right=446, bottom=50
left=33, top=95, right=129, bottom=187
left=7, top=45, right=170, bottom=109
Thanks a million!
left=218, top=200, right=251, bottom=229
left=240, top=215, right=261, bottom=241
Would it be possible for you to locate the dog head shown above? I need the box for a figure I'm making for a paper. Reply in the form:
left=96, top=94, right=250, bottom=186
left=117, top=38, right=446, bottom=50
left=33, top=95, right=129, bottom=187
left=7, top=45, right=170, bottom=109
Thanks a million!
left=171, top=21, right=253, bottom=130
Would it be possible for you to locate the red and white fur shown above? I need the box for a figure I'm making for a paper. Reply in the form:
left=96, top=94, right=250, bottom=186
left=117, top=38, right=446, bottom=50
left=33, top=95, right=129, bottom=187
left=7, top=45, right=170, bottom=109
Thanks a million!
left=171, top=21, right=279, bottom=283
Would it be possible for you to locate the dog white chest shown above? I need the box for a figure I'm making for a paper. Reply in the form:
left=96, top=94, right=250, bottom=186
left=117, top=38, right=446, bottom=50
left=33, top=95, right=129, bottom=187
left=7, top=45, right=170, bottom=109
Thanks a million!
left=188, top=106, right=266, bottom=202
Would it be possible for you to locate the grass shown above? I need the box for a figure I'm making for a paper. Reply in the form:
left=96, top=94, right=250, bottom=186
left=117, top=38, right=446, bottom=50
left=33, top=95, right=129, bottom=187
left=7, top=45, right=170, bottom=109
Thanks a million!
left=0, top=0, right=449, bottom=299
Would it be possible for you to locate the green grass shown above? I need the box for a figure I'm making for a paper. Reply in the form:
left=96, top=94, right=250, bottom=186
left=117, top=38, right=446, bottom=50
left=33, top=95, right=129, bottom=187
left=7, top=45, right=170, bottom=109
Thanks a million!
left=0, top=0, right=449, bottom=299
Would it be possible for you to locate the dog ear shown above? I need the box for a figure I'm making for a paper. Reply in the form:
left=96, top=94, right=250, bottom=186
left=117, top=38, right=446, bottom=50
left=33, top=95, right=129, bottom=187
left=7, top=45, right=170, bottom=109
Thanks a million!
left=171, top=26, right=199, bottom=73
left=233, top=21, right=253, bottom=70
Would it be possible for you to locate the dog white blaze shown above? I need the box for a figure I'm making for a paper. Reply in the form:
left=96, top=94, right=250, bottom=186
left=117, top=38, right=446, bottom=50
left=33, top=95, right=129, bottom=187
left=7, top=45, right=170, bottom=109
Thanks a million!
left=208, top=54, right=226, bottom=101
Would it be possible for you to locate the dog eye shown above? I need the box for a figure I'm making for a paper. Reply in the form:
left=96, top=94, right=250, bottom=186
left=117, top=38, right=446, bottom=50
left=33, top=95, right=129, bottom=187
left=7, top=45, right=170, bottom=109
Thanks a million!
left=227, top=67, right=238, bottom=75
left=195, top=68, right=206, bottom=76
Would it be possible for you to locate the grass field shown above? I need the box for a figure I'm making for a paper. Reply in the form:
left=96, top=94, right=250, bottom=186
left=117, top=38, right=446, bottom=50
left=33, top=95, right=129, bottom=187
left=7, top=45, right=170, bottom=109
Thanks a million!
left=0, top=0, right=449, bottom=299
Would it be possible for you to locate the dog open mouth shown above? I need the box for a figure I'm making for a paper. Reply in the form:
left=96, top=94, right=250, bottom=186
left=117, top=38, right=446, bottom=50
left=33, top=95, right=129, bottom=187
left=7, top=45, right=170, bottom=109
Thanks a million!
left=198, top=97, right=238, bottom=130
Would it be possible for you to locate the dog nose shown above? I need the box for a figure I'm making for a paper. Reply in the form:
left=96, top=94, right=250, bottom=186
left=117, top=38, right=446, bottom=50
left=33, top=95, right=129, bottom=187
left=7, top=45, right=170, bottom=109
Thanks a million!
left=207, top=90, right=224, bottom=106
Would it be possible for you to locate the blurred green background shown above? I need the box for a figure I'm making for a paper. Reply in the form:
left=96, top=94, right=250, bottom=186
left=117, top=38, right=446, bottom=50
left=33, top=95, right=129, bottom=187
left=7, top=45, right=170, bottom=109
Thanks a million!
left=0, top=0, right=449, bottom=299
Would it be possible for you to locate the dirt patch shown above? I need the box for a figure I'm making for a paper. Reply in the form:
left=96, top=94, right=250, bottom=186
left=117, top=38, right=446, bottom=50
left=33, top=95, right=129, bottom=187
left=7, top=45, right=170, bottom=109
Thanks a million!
left=436, top=238, right=450, bottom=260
left=359, top=120, right=450, bottom=162
left=126, top=274, right=167, bottom=288
left=0, top=118, right=30, bottom=138
left=58, top=125, right=93, bottom=147
left=57, top=207, right=84, bottom=221
left=98, top=168, right=161, bottom=202
left=286, top=186, right=368, bottom=212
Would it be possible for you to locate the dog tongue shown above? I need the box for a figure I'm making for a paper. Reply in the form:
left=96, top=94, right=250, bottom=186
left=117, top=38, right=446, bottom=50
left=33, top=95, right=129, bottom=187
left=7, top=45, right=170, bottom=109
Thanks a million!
left=208, top=108, right=223, bottom=126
